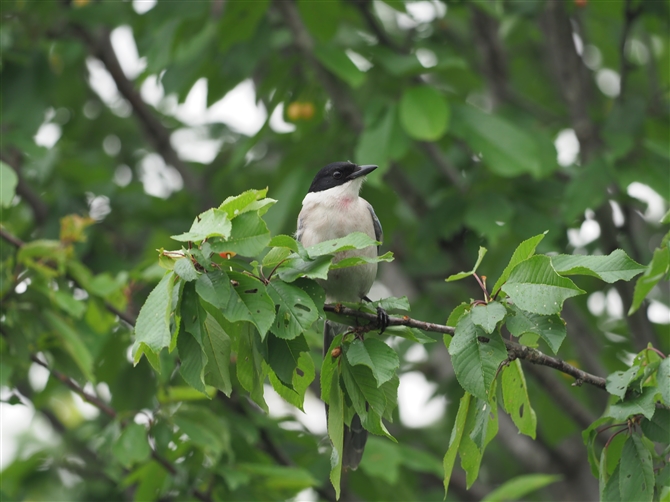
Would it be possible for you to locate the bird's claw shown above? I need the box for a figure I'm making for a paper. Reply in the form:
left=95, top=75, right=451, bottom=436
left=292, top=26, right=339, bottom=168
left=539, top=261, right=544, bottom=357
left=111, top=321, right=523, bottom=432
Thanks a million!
left=376, top=305, right=389, bottom=334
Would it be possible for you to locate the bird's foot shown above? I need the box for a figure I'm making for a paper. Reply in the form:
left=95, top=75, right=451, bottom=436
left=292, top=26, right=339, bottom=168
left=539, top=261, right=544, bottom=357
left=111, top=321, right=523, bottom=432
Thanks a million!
left=363, top=296, right=389, bottom=334
left=376, top=305, right=389, bottom=334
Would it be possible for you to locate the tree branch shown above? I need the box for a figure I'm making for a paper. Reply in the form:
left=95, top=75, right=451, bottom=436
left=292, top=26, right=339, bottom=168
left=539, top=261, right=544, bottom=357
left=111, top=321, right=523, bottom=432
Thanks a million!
left=324, top=304, right=607, bottom=390
left=618, top=0, right=644, bottom=100
left=68, top=25, right=207, bottom=201
left=0, top=151, right=50, bottom=226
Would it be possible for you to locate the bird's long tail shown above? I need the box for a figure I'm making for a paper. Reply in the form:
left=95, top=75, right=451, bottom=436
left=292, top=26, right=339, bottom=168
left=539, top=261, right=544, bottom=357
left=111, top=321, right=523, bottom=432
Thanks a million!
left=324, top=319, right=368, bottom=470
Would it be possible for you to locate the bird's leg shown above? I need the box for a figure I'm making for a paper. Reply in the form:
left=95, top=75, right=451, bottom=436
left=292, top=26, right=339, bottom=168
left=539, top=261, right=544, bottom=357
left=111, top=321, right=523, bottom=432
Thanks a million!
left=363, top=296, right=389, bottom=334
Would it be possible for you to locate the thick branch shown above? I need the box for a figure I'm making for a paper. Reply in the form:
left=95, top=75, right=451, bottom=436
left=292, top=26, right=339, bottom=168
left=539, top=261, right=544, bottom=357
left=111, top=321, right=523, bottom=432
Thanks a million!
left=30, top=353, right=117, bottom=418
left=1, top=151, right=50, bottom=226
left=541, top=0, right=600, bottom=160
left=69, top=25, right=205, bottom=200
left=325, top=304, right=607, bottom=390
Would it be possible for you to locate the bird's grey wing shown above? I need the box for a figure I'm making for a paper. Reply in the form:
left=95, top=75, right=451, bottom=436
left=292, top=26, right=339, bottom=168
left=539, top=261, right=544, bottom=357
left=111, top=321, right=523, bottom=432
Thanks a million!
left=365, top=201, right=383, bottom=252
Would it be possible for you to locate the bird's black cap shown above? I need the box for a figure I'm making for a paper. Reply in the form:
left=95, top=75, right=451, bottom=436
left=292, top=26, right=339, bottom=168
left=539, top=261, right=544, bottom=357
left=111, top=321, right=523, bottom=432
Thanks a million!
left=308, top=162, right=378, bottom=193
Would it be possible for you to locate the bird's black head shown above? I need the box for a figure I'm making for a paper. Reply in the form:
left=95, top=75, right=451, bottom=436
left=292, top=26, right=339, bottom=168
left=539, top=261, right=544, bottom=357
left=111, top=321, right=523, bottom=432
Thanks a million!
left=308, top=162, right=378, bottom=193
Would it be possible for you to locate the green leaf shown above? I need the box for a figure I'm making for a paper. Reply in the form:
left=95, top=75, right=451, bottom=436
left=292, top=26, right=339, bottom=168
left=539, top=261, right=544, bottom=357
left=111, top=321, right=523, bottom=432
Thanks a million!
left=277, top=255, right=333, bottom=282
left=173, top=257, right=199, bottom=282
left=236, top=323, right=268, bottom=412
left=640, top=409, right=670, bottom=443
left=267, top=234, right=300, bottom=253
left=605, top=366, right=642, bottom=400
left=345, top=338, right=399, bottom=387
left=112, top=423, right=151, bottom=468
left=329, top=251, right=394, bottom=269
left=602, top=462, right=622, bottom=501
left=305, top=232, right=379, bottom=258
left=471, top=301, right=506, bottom=334
left=266, top=333, right=309, bottom=386
left=619, top=435, right=654, bottom=502
left=196, top=270, right=275, bottom=339
left=482, top=474, right=562, bottom=502
left=501, top=255, right=585, bottom=315
left=236, top=463, right=317, bottom=491
left=451, top=104, right=544, bottom=177
left=399, top=86, right=450, bottom=141
left=44, top=310, right=95, bottom=384
left=328, top=368, right=344, bottom=499
left=297, top=0, right=341, bottom=42
left=443, top=392, right=471, bottom=497
left=355, top=105, right=397, bottom=171
left=501, top=360, right=537, bottom=438
left=198, top=302, right=234, bottom=396
left=551, top=250, right=646, bottom=283
left=321, top=334, right=344, bottom=404
left=219, top=0, right=270, bottom=51
left=360, top=437, right=402, bottom=484
left=314, top=44, right=366, bottom=88
left=171, top=208, right=232, bottom=242
left=582, top=416, right=614, bottom=478
left=344, top=362, right=387, bottom=417
left=209, top=212, right=271, bottom=258
left=492, top=232, right=547, bottom=294
left=0, top=162, right=18, bottom=208
left=267, top=351, right=315, bottom=411
left=629, top=246, right=670, bottom=314
left=658, top=358, right=670, bottom=405
left=178, top=330, right=208, bottom=395
left=262, top=247, right=292, bottom=270
left=133, top=272, right=177, bottom=362
left=469, top=392, right=499, bottom=451
left=446, top=247, right=487, bottom=282
left=459, top=394, right=498, bottom=488
left=218, top=188, right=273, bottom=217
left=173, top=405, right=230, bottom=456
left=267, top=280, right=319, bottom=339
left=608, top=387, right=658, bottom=421
left=506, top=304, right=567, bottom=354
left=448, top=312, right=508, bottom=401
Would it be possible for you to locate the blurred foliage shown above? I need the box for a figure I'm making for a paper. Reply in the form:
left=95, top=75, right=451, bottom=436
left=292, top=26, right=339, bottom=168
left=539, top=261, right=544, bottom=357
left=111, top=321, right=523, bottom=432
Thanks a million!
left=1, top=0, right=669, bottom=500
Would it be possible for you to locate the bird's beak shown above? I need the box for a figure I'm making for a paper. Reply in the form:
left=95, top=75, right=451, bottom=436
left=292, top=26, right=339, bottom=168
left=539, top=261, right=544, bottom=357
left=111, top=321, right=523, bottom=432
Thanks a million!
left=347, top=164, right=378, bottom=180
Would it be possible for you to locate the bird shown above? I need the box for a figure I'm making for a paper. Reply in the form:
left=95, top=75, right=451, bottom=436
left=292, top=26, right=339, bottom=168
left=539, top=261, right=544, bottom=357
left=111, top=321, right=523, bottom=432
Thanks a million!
left=296, top=161, right=387, bottom=470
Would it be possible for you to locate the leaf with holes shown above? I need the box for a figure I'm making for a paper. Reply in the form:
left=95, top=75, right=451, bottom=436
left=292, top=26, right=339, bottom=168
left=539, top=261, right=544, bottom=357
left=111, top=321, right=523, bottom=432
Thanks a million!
left=196, top=270, right=275, bottom=339
left=605, top=366, right=642, bottom=400
left=267, top=280, right=319, bottom=340
left=268, top=350, right=315, bottom=411
left=619, top=435, right=654, bottom=502
left=502, top=360, right=536, bottom=438
left=506, top=304, right=566, bottom=354
left=266, top=333, right=309, bottom=386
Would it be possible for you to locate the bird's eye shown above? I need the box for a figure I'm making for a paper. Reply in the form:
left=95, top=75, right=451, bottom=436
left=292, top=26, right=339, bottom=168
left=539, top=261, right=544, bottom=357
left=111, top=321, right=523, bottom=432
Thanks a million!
left=333, top=171, right=342, bottom=179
